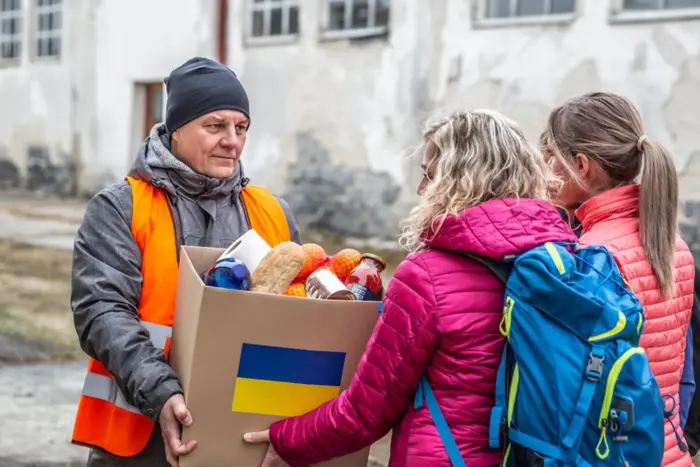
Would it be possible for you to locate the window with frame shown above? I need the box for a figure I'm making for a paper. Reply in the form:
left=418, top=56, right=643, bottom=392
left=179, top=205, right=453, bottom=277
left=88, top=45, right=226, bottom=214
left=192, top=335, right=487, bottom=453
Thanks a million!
left=250, top=0, right=299, bottom=38
left=622, top=0, right=700, bottom=10
left=35, top=0, right=60, bottom=58
left=0, top=0, right=22, bottom=62
left=484, top=0, right=575, bottom=19
left=327, top=0, right=390, bottom=33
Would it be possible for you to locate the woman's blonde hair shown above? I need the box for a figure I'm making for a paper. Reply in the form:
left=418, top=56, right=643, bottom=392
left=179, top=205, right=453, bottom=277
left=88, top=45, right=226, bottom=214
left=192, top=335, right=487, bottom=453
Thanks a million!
left=543, top=92, right=679, bottom=295
left=399, top=110, right=554, bottom=251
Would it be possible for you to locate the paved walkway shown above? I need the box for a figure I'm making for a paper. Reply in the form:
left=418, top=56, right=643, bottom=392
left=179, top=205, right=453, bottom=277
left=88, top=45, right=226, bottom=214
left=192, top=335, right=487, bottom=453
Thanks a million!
left=0, top=362, right=88, bottom=466
left=0, top=196, right=84, bottom=251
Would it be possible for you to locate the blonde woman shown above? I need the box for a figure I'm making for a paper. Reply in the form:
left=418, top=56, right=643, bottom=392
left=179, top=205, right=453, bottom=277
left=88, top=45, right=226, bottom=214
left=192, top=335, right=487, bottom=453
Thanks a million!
left=542, top=92, right=694, bottom=467
left=244, top=110, right=577, bottom=466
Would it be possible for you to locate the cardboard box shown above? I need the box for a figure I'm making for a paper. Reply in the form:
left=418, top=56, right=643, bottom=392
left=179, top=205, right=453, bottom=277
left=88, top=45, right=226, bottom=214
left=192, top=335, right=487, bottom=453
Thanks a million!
left=171, top=246, right=381, bottom=467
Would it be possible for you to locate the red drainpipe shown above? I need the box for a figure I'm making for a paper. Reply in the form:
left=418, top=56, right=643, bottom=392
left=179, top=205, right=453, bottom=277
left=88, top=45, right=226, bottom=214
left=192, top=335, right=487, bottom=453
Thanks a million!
left=217, top=0, right=228, bottom=64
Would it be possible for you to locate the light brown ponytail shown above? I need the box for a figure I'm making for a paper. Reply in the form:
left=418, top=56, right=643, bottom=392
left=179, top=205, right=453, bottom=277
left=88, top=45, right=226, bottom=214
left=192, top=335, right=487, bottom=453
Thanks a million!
left=639, top=139, right=678, bottom=295
left=544, top=92, right=679, bottom=296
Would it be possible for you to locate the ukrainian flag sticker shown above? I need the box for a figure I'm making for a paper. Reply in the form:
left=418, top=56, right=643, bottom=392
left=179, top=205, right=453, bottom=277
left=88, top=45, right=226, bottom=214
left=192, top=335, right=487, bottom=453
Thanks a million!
left=232, top=343, right=346, bottom=417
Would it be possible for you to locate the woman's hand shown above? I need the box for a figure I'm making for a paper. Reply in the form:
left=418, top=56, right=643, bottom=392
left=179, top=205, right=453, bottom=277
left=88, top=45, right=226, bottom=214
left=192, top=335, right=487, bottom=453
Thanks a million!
left=244, top=430, right=290, bottom=467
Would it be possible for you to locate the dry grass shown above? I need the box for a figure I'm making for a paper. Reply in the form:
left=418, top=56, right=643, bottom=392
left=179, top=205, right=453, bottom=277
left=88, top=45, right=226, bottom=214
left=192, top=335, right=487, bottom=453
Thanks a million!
left=0, top=239, right=80, bottom=362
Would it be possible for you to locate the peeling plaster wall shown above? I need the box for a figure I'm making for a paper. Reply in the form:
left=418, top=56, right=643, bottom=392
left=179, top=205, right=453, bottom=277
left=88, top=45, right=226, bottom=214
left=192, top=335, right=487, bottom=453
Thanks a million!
left=436, top=0, right=700, bottom=175
left=228, top=0, right=700, bottom=230
left=226, top=0, right=439, bottom=198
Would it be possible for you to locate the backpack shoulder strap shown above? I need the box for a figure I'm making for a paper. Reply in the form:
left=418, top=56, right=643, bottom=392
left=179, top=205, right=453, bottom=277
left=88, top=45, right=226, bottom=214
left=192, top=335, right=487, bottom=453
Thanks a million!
left=431, top=247, right=513, bottom=284
left=414, top=375, right=467, bottom=467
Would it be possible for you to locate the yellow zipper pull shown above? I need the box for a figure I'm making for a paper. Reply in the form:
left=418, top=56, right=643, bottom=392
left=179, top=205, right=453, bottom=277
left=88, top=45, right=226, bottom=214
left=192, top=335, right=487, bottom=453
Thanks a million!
left=595, top=421, right=610, bottom=460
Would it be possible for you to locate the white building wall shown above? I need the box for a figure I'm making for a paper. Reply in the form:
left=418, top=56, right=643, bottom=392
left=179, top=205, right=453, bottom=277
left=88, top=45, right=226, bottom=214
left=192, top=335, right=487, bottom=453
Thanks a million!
left=435, top=0, right=700, bottom=171
left=86, top=0, right=220, bottom=193
left=1, top=0, right=700, bottom=216
left=228, top=0, right=700, bottom=213
left=0, top=0, right=92, bottom=188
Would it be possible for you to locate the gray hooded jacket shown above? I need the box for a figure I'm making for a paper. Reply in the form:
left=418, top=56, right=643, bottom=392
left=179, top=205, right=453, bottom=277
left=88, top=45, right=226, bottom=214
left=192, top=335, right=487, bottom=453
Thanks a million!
left=71, top=124, right=300, bottom=465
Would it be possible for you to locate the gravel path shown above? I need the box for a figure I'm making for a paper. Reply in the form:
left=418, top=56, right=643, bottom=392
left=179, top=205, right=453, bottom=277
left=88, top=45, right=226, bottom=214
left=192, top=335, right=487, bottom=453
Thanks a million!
left=0, top=362, right=88, bottom=466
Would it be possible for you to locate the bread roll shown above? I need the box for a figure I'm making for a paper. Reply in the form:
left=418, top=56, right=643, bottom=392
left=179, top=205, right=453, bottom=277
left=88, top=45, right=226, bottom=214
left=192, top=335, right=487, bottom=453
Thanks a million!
left=250, top=242, right=306, bottom=295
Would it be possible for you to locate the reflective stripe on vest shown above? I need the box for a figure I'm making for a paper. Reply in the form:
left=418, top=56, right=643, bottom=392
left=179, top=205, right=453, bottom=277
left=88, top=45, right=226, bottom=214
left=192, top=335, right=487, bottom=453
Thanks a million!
left=81, top=321, right=172, bottom=414
left=72, top=176, right=291, bottom=458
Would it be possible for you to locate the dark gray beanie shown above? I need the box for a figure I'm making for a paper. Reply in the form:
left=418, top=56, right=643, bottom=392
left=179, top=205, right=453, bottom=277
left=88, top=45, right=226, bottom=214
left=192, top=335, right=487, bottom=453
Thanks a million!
left=164, top=57, right=250, bottom=133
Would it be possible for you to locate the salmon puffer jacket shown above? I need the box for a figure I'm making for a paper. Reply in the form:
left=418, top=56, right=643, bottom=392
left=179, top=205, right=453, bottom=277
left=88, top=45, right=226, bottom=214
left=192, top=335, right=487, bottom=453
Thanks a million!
left=269, top=198, right=577, bottom=467
left=577, top=184, right=695, bottom=467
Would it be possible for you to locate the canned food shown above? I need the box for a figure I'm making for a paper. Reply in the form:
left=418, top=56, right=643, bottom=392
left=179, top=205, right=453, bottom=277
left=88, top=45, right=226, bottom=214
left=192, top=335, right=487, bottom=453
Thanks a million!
left=305, top=268, right=356, bottom=300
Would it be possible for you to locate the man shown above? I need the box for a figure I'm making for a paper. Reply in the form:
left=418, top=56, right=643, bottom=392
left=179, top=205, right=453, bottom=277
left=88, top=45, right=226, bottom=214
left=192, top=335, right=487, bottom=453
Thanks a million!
left=70, top=57, right=301, bottom=467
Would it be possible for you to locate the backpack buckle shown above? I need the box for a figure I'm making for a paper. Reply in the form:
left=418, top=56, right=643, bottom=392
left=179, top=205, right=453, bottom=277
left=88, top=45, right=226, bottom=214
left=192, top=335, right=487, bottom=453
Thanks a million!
left=585, top=353, right=604, bottom=381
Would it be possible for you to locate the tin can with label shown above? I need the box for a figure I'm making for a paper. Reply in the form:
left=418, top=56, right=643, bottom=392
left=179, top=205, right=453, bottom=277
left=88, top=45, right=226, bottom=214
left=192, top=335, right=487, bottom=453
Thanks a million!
left=305, top=268, right=356, bottom=300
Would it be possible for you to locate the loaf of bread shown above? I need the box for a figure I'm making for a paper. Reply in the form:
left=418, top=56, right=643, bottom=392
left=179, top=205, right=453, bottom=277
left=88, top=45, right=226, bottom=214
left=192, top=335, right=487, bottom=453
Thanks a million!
left=250, top=242, right=307, bottom=295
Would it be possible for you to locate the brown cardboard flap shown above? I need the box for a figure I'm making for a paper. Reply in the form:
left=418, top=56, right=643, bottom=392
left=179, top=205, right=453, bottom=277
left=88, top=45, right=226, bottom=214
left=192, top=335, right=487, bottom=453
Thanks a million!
left=172, top=246, right=379, bottom=467
left=170, top=246, right=205, bottom=397
left=182, top=245, right=223, bottom=274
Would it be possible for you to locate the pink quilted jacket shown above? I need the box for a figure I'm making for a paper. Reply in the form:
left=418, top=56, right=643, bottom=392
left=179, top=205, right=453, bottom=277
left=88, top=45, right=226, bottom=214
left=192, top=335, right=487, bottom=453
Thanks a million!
left=269, top=198, right=577, bottom=467
left=577, top=184, right=694, bottom=467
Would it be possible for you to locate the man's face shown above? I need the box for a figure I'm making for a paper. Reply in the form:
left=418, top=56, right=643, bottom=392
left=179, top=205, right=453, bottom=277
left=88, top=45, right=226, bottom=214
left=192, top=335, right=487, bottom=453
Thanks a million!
left=171, top=109, right=250, bottom=179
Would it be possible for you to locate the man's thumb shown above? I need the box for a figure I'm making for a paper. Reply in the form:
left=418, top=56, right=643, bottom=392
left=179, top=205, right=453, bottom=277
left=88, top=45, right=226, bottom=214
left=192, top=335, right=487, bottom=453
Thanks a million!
left=173, top=401, right=193, bottom=426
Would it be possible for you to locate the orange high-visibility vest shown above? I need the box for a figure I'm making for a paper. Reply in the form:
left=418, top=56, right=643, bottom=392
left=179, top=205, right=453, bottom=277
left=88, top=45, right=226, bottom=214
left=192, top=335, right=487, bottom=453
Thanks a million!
left=71, top=176, right=290, bottom=457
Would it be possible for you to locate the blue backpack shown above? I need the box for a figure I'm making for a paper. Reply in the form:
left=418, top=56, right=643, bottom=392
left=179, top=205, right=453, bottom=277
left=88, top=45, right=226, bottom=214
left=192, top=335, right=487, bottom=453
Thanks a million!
left=415, top=242, right=683, bottom=466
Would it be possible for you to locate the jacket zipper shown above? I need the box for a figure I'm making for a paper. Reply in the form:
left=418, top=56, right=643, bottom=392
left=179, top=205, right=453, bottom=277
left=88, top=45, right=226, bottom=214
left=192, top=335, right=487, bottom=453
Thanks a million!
left=152, top=179, right=182, bottom=263
left=239, top=192, right=251, bottom=229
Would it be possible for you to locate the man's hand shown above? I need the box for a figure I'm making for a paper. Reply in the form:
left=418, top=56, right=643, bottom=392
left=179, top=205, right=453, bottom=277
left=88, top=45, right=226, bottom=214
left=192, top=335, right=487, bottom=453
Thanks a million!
left=159, top=394, right=197, bottom=467
left=244, top=430, right=290, bottom=467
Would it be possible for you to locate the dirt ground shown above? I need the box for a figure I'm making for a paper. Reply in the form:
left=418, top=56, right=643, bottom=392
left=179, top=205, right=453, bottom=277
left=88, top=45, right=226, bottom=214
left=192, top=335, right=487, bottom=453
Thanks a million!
left=0, top=239, right=80, bottom=363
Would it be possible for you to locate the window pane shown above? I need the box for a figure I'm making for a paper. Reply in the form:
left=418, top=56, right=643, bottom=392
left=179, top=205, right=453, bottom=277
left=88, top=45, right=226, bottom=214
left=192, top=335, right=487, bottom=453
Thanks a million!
left=152, top=87, right=163, bottom=123
left=289, top=6, right=299, bottom=34
left=252, top=10, right=264, bottom=36
left=550, top=0, right=575, bottom=13
left=54, top=11, right=61, bottom=29
left=486, top=0, right=511, bottom=18
left=666, top=0, right=700, bottom=8
left=1, top=0, right=7, bottom=12
left=49, top=36, right=59, bottom=56
left=351, top=0, right=369, bottom=28
left=270, top=7, right=282, bottom=35
left=329, top=0, right=345, bottom=30
left=623, top=0, right=660, bottom=9
left=516, top=0, right=546, bottom=16
left=374, top=0, right=389, bottom=26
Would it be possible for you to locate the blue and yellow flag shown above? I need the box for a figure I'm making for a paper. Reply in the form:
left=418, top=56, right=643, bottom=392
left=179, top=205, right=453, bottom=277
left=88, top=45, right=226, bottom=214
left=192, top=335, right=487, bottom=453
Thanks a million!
left=232, top=343, right=346, bottom=417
